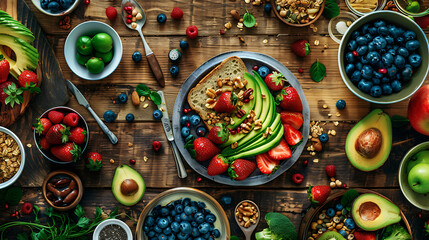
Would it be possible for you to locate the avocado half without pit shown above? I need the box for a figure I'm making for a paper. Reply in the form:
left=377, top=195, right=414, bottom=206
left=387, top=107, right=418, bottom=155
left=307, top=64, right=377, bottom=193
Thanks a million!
left=112, top=165, right=145, bottom=206
left=318, top=231, right=347, bottom=240
left=351, top=193, right=401, bottom=231
left=345, top=109, right=392, bottom=171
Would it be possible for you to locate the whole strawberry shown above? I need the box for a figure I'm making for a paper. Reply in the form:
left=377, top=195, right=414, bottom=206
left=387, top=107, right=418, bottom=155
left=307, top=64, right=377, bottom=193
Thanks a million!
left=34, top=118, right=52, bottom=136
left=208, top=124, right=229, bottom=145
left=0, top=81, right=12, bottom=104
left=354, top=231, right=376, bottom=240
left=46, top=124, right=70, bottom=145
left=308, top=185, right=331, bottom=206
left=171, top=7, right=183, bottom=19
left=39, top=137, right=50, bottom=150
left=228, top=159, right=256, bottom=181
left=0, top=55, right=10, bottom=83
left=325, top=165, right=336, bottom=177
left=264, top=71, right=285, bottom=91
left=18, top=70, right=38, bottom=88
left=291, top=39, right=311, bottom=57
left=69, top=127, right=86, bottom=145
left=85, top=152, right=102, bottom=171
left=63, top=113, right=79, bottom=127
left=207, top=154, right=229, bottom=176
left=106, top=6, right=117, bottom=21
left=276, top=87, right=303, bottom=112
left=214, top=92, right=238, bottom=113
left=48, top=110, right=65, bottom=124
left=50, top=142, right=81, bottom=162
left=186, top=137, right=220, bottom=162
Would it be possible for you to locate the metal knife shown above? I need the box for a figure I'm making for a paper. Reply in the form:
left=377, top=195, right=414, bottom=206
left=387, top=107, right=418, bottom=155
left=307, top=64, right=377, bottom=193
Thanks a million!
left=157, top=91, right=187, bottom=178
left=66, top=80, right=118, bottom=145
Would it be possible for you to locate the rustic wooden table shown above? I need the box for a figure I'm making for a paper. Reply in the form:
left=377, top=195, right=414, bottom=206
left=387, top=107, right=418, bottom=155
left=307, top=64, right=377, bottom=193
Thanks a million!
left=1, top=0, right=429, bottom=239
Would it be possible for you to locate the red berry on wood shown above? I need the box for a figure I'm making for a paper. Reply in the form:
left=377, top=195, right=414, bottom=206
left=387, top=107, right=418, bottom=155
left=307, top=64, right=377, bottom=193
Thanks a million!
left=130, top=159, right=136, bottom=164
left=298, top=68, right=304, bottom=73
left=196, top=177, right=202, bottom=182
left=84, top=0, right=90, bottom=5
left=292, top=173, right=304, bottom=184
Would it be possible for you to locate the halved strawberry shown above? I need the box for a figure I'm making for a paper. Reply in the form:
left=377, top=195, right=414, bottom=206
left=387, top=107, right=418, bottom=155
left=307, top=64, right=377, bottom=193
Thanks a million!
left=256, top=153, right=279, bottom=174
left=207, top=154, right=230, bottom=176
left=268, top=139, right=292, bottom=160
left=284, top=123, right=303, bottom=147
left=280, top=111, right=303, bottom=130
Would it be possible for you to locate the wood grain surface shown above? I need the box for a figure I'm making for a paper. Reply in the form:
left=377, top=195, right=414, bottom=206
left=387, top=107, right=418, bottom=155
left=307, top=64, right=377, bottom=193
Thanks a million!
left=1, top=0, right=429, bottom=239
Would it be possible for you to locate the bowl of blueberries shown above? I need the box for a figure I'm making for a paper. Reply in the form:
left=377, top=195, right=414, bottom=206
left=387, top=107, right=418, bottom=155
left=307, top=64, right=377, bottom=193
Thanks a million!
left=339, top=10, right=429, bottom=104
left=32, top=0, right=81, bottom=16
left=135, top=187, right=230, bottom=240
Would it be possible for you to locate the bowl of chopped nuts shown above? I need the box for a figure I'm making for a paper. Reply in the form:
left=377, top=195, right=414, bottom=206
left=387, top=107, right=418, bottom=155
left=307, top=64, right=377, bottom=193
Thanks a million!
left=273, top=0, right=325, bottom=27
left=0, top=127, right=25, bottom=189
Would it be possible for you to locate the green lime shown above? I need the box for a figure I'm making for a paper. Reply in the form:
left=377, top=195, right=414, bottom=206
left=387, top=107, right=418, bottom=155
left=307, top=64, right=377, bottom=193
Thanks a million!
left=76, top=52, right=92, bottom=66
left=76, top=35, right=93, bottom=55
left=86, top=57, right=105, bottom=74
left=406, top=1, right=420, bottom=13
left=95, top=50, right=113, bottom=63
left=92, top=33, right=113, bottom=53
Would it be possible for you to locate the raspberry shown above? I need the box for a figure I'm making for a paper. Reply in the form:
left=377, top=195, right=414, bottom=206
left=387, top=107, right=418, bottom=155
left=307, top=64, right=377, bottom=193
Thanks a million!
left=152, top=141, right=161, bottom=152
left=171, top=7, right=183, bottom=19
left=21, top=202, right=33, bottom=215
left=325, top=165, right=336, bottom=177
left=106, top=6, right=117, bottom=21
left=186, top=25, right=198, bottom=39
left=292, top=173, right=304, bottom=184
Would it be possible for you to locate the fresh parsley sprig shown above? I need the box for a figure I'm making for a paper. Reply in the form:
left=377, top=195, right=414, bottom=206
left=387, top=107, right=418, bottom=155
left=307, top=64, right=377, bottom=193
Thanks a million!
left=136, top=83, right=162, bottom=105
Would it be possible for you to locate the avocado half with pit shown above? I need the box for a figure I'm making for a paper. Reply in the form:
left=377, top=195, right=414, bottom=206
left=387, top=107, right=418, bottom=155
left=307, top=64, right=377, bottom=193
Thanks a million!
left=112, top=165, right=145, bottom=206
left=317, top=231, right=346, bottom=240
left=351, top=193, right=401, bottom=231
left=345, top=109, right=392, bottom=171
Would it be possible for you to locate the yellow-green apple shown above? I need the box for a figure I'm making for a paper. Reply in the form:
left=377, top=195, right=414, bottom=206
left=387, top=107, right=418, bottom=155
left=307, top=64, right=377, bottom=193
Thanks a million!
left=408, top=85, right=429, bottom=135
left=408, top=163, right=429, bottom=194
left=408, top=150, right=429, bottom=172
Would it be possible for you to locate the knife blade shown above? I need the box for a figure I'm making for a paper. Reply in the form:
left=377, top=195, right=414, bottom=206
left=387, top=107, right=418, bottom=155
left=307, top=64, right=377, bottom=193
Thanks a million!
left=66, top=80, right=118, bottom=145
left=157, top=91, right=187, bottom=178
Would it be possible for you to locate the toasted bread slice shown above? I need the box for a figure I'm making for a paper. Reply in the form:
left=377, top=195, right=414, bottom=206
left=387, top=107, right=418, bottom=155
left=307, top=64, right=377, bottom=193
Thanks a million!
left=187, top=56, right=247, bottom=130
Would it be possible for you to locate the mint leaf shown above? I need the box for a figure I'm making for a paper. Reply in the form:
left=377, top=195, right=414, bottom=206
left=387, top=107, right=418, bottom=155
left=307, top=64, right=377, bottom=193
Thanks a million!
left=243, top=10, right=256, bottom=28
left=391, top=115, right=409, bottom=128
left=323, top=0, right=340, bottom=19
left=136, top=84, right=151, bottom=96
left=5, top=187, right=22, bottom=205
left=150, top=91, right=162, bottom=105
left=76, top=217, right=90, bottom=228
left=310, top=59, right=326, bottom=82
left=74, top=204, right=85, bottom=218
left=341, top=189, right=359, bottom=209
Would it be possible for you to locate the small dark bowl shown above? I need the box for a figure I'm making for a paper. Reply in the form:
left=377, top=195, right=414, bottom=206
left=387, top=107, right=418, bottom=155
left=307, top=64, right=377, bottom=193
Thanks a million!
left=42, top=170, right=83, bottom=211
left=273, top=1, right=325, bottom=27
left=34, top=106, right=89, bottom=164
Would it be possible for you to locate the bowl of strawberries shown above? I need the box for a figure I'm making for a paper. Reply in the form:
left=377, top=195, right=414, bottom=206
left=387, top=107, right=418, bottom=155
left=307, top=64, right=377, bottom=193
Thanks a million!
left=33, top=106, right=89, bottom=164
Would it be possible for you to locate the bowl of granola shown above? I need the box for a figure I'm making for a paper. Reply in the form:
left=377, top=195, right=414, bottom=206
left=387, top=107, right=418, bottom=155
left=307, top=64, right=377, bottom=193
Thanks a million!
left=273, top=0, right=325, bottom=27
left=0, top=127, right=25, bottom=189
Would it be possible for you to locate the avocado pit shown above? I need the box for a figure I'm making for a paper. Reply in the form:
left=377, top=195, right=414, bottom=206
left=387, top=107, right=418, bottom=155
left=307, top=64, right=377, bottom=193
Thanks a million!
left=355, top=128, right=382, bottom=158
left=358, top=201, right=381, bottom=221
left=120, top=179, right=139, bottom=196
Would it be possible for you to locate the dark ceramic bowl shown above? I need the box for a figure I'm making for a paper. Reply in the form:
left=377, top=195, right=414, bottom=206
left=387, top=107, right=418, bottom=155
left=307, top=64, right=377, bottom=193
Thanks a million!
left=34, top=106, right=89, bottom=164
left=42, top=170, right=83, bottom=211
left=172, top=51, right=310, bottom=186
left=273, top=0, right=325, bottom=27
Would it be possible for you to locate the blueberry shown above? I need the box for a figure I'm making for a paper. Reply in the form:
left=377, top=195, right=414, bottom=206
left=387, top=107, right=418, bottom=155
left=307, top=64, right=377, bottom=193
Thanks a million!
left=205, top=214, right=216, bottom=224
left=191, top=221, right=198, bottom=227
left=393, top=55, right=405, bottom=69
left=350, top=71, right=361, bottom=83
left=171, top=222, right=180, bottom=233
left=361, top=24, right=369, bottom=34
left=344, top=218, right=355, bottom=230
left=170, top=209, right=177, bottom=217
left=174, top=215, right=181, bottom=223
left=339, top=230, right=348, bottom=238
left=195, top=212, right=205, bottom=224
left=347, top=40, right=357, bottom=51
left=363, top=33, right=373, bottom=42
left=345, top=52, right=355, bottom=63
left=189, top=115, right=201, bottom=126
left=185, top=134, right=194, bottom=143
left=345, top=64, right=355, bottom=76
left=59, top=0, right=74, bottom=9
left=373, top=20, right=386, bottom=28
left=401, top=67, right=413, bottom=81
left=48, top=1, right=60, bottom=12
left=366, top=51, right=380, bottom=65
left=198, top=223, right=210, bottom=234
left=391, top=80, right=402, bottom=92
left=385, top=35, right=394, bottom=45
left=145, top=216, right=156, bottom=227
left=397, top=47, right=409, bottom=57
left=370, top=85, right=382, bottom=97
left=181, top=127, right=190, bottom=138
left=158, top=234, right=168, bottom=240
left=192, top=227, right=200, bottom=237
left=388, top=26, right=399, bottom=38
left=184, top=206, right=193, bottom=215
left=358, top=79, right=373, bottom=93
left=409, top=54, right=422, bottom=68
left=406, top=40, right=420, bottom=51
left=154, top=225, right=163, bottom=233
left=157, top=218, right=169, bottom=229
left=157, top=13, right=167, bottom=23
left=180, top=221, right=192, bottom=234
left=381, top=84, right=393, bottom=95
left=373, top=36, right=387, bottom=50
left=180, top=115, right=189, bottom=126
left=356, top=45, right=368, bottom=56
left=360, top=56, right=369, bottom=64
left=351, top=31, right=360, bottom=40
left=196, top=126, right=206, bottom=137
left=170, top=65, right=179, bottom=77
left=197, top=201, right=206, bottom=209
left=220, top=195, right=232, bottom=205
left=41, top=0, right=49, bottom=9
left=318, top=133, right=328, bottom=143
left=355, top=62, right=363, bottom=71
left=258, top=66, right=270, bottom=78
left=361, top=65, right=373, bottom=80
left=131, top=51, right=142, bottom=62
left=148, top=231, right=156, bottom=238
left=387, top=65, right=397, bottom=78
left=179, top=40, right=189, bottom=50
left=167, top=235, right=175, bottom=240
left=160, top=207, right=170, bottom=216
left=103, top=110, right=117, bottom=123
left=180, top=212, right=189, bottom=221
left=404, top=30, right=416, bottom=41
left=387, top=49, right=396, bottom=56
left=176, top=233, right=189, bottom=240
left=382, top=53, right=394, bottom=67
left=144, top=226, right=150, bottom=233
left=163, top=227, right=172, bottom=235
left=153, top=109, right=163, bottom=120
left=335, top=203, right=344, bottom=211
left=396, top=36, right=405, bottom=45
left=381, top=77, right=390, bottom=83
left=118, top=93, right=128, bottom=103
left=264, top=3, right=272, bottom=13
left=326, top=208, right=336, bottom=217
left=378, top=26, right=389, bottom=36
left=367, top=42, right=375, bottom=52
left=356, top=36, right=367, bottom=45
left=125, top=113, right=135, bottom=122
left=368, top=27, right=377, bottom=35
left=334, top=100, right=346, bottom=110
left=212, top=229, right=220, bottom=238
left=182, top=198, right=191, bottom=206
left=373, top=71, right=383, bottom=79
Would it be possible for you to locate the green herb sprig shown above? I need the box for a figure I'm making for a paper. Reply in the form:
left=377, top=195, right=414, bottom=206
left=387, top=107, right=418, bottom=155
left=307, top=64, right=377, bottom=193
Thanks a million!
left=310, top=59, right=326, bottom=82
left=136, top=84, right=162, bottom=105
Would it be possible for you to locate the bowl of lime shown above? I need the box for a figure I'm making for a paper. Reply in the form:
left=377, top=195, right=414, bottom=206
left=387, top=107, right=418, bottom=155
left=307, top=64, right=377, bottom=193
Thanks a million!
left=64, top=21, right=123, bottom=81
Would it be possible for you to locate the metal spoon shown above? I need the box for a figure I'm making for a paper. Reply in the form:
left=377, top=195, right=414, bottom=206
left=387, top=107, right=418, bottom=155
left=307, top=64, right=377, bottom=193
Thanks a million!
left=121, top=0, right=165, bottom=87
left=235, top=200, right=261, bottom=240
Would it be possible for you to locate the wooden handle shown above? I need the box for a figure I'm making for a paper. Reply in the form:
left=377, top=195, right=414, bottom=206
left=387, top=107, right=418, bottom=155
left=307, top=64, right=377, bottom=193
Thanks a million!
left=147, top=53, right=165, bottom=88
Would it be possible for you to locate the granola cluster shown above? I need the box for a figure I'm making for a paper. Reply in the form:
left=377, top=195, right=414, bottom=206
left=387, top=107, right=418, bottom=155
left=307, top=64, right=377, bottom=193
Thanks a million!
left=0, top=132, right=21, bottom=183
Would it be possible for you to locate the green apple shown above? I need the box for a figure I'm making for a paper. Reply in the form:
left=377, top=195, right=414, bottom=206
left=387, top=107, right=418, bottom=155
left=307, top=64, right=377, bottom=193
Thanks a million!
left=408, top=163, right=429, bottom=194
left=407, top=150, right=429, bottom=173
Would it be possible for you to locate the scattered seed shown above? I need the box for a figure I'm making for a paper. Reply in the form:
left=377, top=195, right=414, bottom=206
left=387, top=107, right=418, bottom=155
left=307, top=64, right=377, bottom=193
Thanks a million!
left=309, top=24, right=315, bottom=29
left=331, top=130, right=337, bottom=136
left=313, top=27, right=318, bottom=32
left=26, top=144, right=32, bottom=148
left=346, top=21, right=352, bottom=27
left=262, top=39, right=268, bottom=44
left=225, top=22, right=232, bottom=29
left=128, top=142, right=133, bottom=147
left=313, top=158, right=319, bottom=163
left=330, top=182, right=336, bottom=188
left=314, top=40, right=320, bottom=46
left=334, top=121, right=339, bottom=126
left=324, top=44, right=329, bottom=49
left=310, top=152, right=316, bottom=156
left=143, top=103, right=149, bottom=109
left=160, top=107, right=165, bottom=112
left=110, top=159, right=115, bottom=164
left=144, top=156, right=148, bottom=162
left=140, top=96, right=146, bottom=102
left=323, top=104, right=328, bottom=109
left=328, top=114, right=332, bottom=117
left=336, top=112, right=341, bottom=117
left=330, top=177, right=336, bottom=182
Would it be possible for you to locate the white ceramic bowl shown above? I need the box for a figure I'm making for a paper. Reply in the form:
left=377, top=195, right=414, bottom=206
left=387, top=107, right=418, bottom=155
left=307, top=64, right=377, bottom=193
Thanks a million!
left=93, top=219, right=133, bottom=240
left=31, top=0, right=81, bottom=17
left=0, top=127, right=26, bottom=189
left=64, top=21, right=123, bottom=81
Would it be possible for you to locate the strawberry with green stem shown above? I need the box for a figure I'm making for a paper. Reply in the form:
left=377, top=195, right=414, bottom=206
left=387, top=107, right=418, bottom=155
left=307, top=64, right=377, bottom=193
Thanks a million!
left=33, top=118, right=52, bottom=136
left=208, top=123, right=229, bottom=145
left=85, top=152, right=102, bottom=171
left=308, top=185, right=331, bottom=206
left=50, top=142, right=81, bottom=162
left=18, top=70, right=40, bottom=94
left=185, top=137, right=220, bottom=162
left=264, top=71, right=285, bottom=91
left=214, top=92, right=238, bottom=113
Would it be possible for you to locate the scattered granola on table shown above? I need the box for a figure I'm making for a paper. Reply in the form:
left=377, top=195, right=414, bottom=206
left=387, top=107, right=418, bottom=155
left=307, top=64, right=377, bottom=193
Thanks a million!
left=275, top=0, right=324, bottom=24
left=0, top=132, right=21, bottom=183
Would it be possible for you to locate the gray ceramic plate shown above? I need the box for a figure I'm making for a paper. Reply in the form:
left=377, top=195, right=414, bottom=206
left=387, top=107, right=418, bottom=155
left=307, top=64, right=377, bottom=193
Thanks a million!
left=172, top=51, right=310, bottom=186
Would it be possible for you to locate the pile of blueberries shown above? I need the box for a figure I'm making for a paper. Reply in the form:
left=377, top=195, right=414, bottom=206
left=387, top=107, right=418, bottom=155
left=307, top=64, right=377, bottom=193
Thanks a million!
left=344, top=20, right=422, bottom=97
left=143, top=198, right=221, bottom=240
left=40, top=0, right=75, bottom=13
left=180, top=113, right=204, bottom=142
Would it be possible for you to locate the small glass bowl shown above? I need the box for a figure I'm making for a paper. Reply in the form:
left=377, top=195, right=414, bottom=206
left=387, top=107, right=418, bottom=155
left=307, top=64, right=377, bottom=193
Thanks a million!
left=394, top=0, right=429, bottom=17
left=328, top=12, right=359, bottom=44
left=346, top=0, right=387, bottom=16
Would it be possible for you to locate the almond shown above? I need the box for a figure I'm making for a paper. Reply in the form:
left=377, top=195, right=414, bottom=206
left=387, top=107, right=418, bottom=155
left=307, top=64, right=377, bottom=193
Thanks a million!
left=131, top=91, right=140, bottom=106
